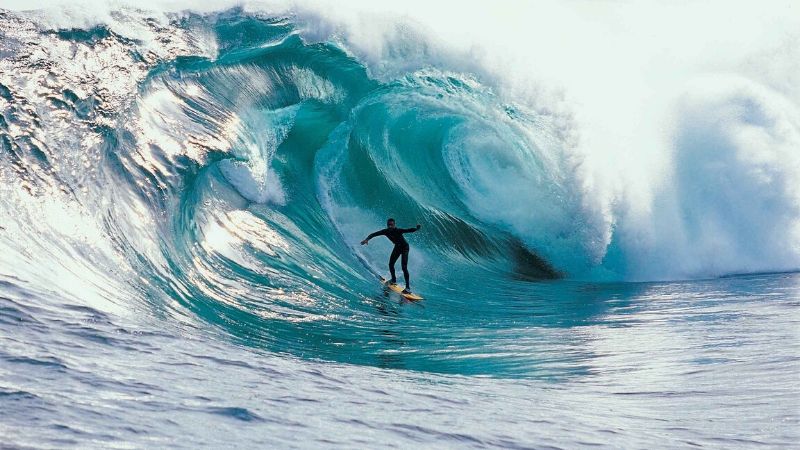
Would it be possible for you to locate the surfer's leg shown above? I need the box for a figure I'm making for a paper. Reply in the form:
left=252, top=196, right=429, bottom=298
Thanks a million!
left=401, top=247, right=410, bottom=289
left=388, top=246, right=401, bottom=284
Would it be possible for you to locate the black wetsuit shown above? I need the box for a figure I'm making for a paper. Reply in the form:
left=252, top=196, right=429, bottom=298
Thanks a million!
left=366, top=226, right=419, bottom=288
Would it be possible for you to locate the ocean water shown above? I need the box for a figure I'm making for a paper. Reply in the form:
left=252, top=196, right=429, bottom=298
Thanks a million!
left=1, top=3, right=799, bottom=448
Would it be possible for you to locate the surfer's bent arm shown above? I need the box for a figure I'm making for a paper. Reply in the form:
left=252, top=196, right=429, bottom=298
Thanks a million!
left=401, top=224, right=422, bottom=233
left=361, top=229, right=386, bottom=245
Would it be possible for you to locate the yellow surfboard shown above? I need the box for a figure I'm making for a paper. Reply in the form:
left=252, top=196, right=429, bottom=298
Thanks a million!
left=380, top=277, right=424, bottom=301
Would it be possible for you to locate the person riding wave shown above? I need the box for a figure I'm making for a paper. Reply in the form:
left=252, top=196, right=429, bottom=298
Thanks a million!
left=361, top=218, right=421, bottom=294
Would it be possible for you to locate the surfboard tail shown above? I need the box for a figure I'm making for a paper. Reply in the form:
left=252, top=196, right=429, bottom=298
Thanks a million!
left=379, top=277, right=423, bottom=300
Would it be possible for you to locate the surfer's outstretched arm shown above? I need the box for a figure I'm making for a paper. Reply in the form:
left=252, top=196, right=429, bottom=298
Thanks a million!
left=361, top=229, right=387, bottom=245
left=401, top=224, right=421, bottom=233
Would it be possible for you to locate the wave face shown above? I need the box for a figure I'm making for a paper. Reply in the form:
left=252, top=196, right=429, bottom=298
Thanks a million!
left=0, top=6, right=799, bottom=373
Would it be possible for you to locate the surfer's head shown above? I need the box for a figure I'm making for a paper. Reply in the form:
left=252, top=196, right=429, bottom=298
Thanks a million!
left=387, top=218, right=395, bottom=228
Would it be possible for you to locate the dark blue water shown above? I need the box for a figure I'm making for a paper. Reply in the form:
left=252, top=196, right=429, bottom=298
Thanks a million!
left=2, top=272, right=798, bottom=447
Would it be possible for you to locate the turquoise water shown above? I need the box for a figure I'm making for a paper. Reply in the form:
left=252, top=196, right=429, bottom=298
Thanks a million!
left=1, top=6, right=798, bottom=448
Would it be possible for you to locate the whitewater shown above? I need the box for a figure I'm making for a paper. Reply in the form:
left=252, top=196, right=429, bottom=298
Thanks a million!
left=1, top=1, right=798, bottom=447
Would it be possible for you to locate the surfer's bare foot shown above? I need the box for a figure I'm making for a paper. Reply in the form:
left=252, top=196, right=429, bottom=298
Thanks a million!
left=402, top=288, right=411, bottom=294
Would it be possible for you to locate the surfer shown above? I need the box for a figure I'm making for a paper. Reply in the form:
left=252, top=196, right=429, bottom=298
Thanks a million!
left=361, top=218, right=421, bottom=294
